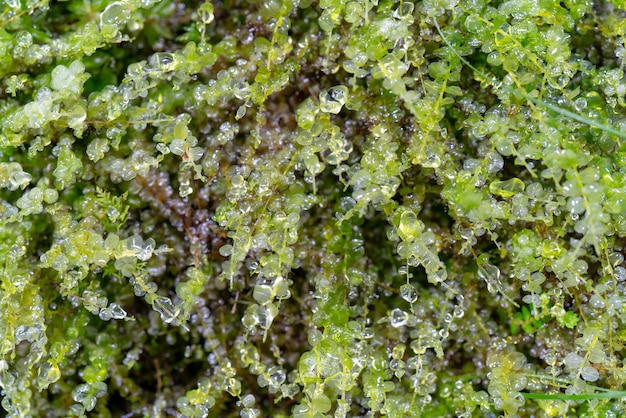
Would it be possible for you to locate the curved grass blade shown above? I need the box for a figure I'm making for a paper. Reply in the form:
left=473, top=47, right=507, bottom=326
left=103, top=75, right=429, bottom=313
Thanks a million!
left=521, top=391, right=626, bottom=401
left=519, top=373, right=626, bottom=401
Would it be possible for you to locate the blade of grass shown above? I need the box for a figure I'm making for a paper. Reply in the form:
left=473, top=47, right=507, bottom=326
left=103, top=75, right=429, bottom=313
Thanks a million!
left=519, top=373, right=626, bottom=401
left=521, top=391, right=626, bottom=401
left=520, top=372, right=617, bottom=393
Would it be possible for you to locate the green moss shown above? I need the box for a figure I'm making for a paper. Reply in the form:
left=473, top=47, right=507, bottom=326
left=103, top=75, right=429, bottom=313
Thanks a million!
left=3, top=0, right=626, bottom=416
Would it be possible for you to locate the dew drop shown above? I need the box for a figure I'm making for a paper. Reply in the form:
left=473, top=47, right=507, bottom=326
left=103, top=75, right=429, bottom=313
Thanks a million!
left=390, top=308, right=409, bottom=328
left=256, top=303, right=278, bottom=329
left=421, top=150, right=441, bottom=168
left=572, top=259, right=588, bottom=275
left=240, top=408, right=260, bottom=418
left=98, top=308, right=112, bottom=321
left=311, top=393, right=332, bottom=413
left=152, top=296, right=180, bottom=324
left=197, top=2, right=215, bottom=25
left=37, top=361, right=61, bottom=389
left=573, top=97, right=587, bottom=112
left=72, top=383, right=91, bottom=403
left=477, top=261, right=501, bottom=295
left=219, top=244, right=232, bottom=257
left=303, top=152, right=323, bottom=176
left=307, top=329, right=323, bottom=346
left=106, top=206, right=120, bottom=222
left=489, top=178, right=525, bottom=198
left=100, top=2, right=126, bottom=25
left=589, top=294, right=606, bottom=309
left=486, top=152, right=504, bottom=173
left=293, top=404, right=311, bottom=418
left=430, top=268, right=447, bottom=283
left=150, top=52, right=177, bottom=72
left=581, top=365, right=599, bottom=382
left=109, top=302, right=127, bottom=320
left=400, top=283, right=418, bottom=303
left=609, top=252, right=624, bottom=266
left=563, top=352, right=583, bottom=369
left=8, top=169, right=32, bottom=191
left=393, top=2, right=414, bottom=18
left=566, top=196, right=585, bottom=215
left=378, top=53, right=408, bottom=81
left=544, top=352, right=558, bottom=367
left=179, top=182, right=193, bottom=198
left=241, top=394, right=255, bottom=408
left=253, top=285, right=273, bottom=304
left=319, top=85, right=348, bottom=114
left=398, top=210, right=423, bottom=241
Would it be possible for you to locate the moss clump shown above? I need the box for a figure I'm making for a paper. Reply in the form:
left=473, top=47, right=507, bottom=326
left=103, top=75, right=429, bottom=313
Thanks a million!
left=3, top=0, right=626, bottom=416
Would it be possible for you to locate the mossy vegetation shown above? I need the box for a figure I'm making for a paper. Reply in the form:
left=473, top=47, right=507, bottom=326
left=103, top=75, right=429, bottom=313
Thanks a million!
left=3, top=0, right=626, bottom=416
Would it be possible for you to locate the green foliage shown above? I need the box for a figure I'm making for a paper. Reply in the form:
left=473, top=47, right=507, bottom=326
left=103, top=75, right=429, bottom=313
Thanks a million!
left=3, top=0, right=626, bottom=416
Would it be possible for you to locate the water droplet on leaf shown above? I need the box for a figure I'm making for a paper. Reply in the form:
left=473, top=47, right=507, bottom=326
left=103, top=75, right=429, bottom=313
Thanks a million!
left=581, top=365, right=599, bottom=382
left=398, top=210, right=423, bottom=241
left=197, top=2, right=214, bottom=25
left=489, top=178, right=525, bottom=198
left=390, top=308, right=409, bottom=327
left=37, top=362, right=61, bottom=389
left=319, top=85, right=348, bottom=114
left=400, top=283, right=417, bottom=303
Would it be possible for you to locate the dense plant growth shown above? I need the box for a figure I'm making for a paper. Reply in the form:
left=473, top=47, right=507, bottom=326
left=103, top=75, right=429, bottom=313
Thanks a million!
left=3, top=0, right=626, bottom=416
